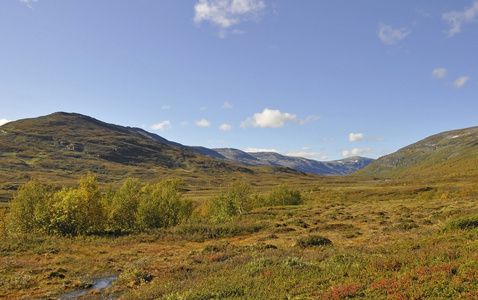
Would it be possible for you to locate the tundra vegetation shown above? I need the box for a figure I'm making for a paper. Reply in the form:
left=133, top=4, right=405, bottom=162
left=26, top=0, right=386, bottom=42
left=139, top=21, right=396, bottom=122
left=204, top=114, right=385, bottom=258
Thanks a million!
left=1, top=173, right=478, bottom=299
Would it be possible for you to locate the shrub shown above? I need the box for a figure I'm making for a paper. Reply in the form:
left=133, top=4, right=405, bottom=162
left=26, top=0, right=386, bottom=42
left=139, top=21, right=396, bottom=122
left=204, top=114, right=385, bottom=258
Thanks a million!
left=109, top=178, right=142, bottom=231
left=6, top=179, right=54, bottom=236
left=137, top=179, right=193, bottom=230
left=441, top=214, right=478, bottom=232
left=208, top=181, right=251, bottom=222
left=296, top=235, right=332, bottom=248
left=266, top=184, right=303, bottom=206
left=0, top=209, right=7, bottom=238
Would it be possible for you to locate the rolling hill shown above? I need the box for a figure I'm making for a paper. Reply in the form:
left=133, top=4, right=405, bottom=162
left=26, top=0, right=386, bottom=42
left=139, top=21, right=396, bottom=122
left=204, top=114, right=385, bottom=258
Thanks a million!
left=0, top=112, right=260, bottom=201
left=356, top=126, right=478, bottom=178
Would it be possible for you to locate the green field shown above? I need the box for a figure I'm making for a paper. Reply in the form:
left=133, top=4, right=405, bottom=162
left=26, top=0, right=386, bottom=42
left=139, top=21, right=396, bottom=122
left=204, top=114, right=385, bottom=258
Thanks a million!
left=2, top=173, right=478, bottom=299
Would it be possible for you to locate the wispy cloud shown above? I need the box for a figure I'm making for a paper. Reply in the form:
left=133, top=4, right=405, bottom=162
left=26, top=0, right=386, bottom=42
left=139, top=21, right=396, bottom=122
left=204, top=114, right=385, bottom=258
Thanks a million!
left=246, top=147, right=279, bottom=153
left=161, top=105, right=170, bottom=110
left=0, top=118, right=11, bottom=126
left=367, top=137, right=385, bottom=142
left=348, top=133, right=364, bottom=142
left=194, top=0, right=266, bottom=38
left=196, top=119, right=211, bottom=127
left=377, top=22, right=410, bottom=45
left=453, top=76, right=470, bottom=88
left=285, top=147, right=328, bottom=160
left=19, top=0, right=37, bottom=8
left=219, top=123, right=232, bottom=131
left=240, top=108, right=319, bottom=129
left=342, top=148, right=373, bottom=157
left=151, top=120, right=172, bottom=131
left=222, top=101, right=233, bottom=109
left=443, top=1, right=478, bottom=37
left=431, top=68, right=448, bottom=79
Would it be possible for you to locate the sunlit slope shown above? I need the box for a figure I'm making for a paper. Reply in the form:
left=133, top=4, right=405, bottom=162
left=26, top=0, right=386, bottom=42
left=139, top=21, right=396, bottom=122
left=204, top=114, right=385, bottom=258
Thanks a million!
left=0, top=112, right=262, bottom=200
left=356, top=126, right=478, bottom=178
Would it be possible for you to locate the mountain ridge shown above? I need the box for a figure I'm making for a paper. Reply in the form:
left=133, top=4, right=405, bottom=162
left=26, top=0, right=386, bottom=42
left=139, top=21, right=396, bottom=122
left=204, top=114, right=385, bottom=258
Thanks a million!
left=0, top=112, right=373, bottom=176
left=213, top=148, right=373, bottom=175
left=356, top=126, right=478, bottom=178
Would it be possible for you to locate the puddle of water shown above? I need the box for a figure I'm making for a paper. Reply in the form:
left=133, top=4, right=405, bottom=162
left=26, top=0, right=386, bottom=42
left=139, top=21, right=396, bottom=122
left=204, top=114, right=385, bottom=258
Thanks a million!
left=59, top=276, right=118, bottom=299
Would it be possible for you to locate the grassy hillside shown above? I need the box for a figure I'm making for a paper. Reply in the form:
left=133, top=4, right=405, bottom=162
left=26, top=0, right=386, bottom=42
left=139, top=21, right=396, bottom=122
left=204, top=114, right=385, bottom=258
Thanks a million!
left=356, top=126, right=478, bottom=179
left=0, top=112, right=317, bottom=202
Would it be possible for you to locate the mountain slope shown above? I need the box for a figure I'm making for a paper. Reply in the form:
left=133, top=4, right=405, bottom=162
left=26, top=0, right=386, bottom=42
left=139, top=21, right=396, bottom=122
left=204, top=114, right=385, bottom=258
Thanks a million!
left=356, top=126, right=478, bottom=178
left=214, top=148, right=374, bottom=175
left=0, top=112, right=257, bottom=200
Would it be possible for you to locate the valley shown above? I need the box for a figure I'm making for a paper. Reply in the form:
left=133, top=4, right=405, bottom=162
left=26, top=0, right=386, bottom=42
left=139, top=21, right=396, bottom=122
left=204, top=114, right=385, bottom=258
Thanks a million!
left=1, top=113, right=478, bottom=299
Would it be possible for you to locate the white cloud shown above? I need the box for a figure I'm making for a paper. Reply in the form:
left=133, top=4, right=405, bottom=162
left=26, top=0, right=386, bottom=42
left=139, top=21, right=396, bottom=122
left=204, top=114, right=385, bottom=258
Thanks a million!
left=453, top=76, right=470, bottom=88
left=298, top=115, right=321, bottom=125
left=194, top=0, right=266, bottom=38
left=151, top=120, right=172, bottom=131
left=219, top=123, right=232, bottom=131
left=180, top=121, right=189, bottom=126
left=240, top=108, right=319, bottom=128
left=285, top=148, right=328, bottom=160
left=222, top=101, right=233, bottom=109
left=200, top=106, right=207, bottom=111
left=431, top=68, right=448, bottom=79
left=378, top=22, right=410, bottom=45
left=342, top=148, right=373, bottom=157
left=0, top=118, right=11, bottom=126
left=19, top=0, right=37, bottom=8
left=196, top=119, right=211, bottom=127
left=443, top=1, right=478, bottom=37
left=246, top=148, right=279, bottom=153
left=367, top=137, right=385, bottom=142
left=349, top=133, right=364, bottom=142
left=161, top=105, right=170, bottom=110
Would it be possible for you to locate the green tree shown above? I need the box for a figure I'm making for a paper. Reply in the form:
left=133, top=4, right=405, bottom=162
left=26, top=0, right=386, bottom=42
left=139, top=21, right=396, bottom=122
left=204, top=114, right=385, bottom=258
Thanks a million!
left=266, top=184, right=302, bottom=206
left=228, top=181, right=251, bottom=215
left=109, top=178, right=142, bottom=231
left=208, top=181, right=252, bottom=222
left=6, top=179, right=54, bottom=235
left=49, top=187, right=83, bottom=236
left=137, top=179, right=193, bottom=230
left=48, top=173, right=105, bottom=236
left=78, top=172, right=105, bottom=233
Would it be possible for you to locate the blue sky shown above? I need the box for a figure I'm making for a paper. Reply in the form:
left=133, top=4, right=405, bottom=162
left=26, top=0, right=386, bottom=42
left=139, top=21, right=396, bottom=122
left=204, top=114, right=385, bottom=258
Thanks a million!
left=1, top=0, right=477, bottom=161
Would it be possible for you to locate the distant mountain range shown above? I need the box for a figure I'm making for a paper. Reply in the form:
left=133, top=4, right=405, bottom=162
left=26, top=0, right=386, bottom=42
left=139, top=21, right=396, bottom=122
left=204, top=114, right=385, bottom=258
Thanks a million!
left=213, top=148, right=373, bottom=176
left=356, top=126, right=478, bottom=178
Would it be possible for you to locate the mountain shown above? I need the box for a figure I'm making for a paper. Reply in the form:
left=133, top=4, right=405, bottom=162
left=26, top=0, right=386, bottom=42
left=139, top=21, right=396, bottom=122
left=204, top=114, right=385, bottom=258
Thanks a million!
left=356, top=126, right=478, bottom=178
left=0, top=112, right=374, bottom=200
left=0, top=112, right=257, bottom=200
left=214, top=148, right=374, bottom=176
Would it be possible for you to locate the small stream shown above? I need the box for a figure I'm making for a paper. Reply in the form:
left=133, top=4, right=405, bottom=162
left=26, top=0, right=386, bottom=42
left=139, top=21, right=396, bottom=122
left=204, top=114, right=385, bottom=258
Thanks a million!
left=59, top=276, right=118, bottom=299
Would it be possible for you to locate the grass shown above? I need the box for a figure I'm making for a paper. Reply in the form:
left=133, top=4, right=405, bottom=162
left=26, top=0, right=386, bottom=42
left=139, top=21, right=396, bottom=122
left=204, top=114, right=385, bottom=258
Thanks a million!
left=2, top=175, right=478, bottom=299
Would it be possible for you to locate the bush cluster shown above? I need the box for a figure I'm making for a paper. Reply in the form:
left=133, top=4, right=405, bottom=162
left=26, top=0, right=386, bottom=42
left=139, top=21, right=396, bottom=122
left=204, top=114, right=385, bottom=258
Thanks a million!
left=4, top=173, right=193, bottom=236
left=208, top=183, right=303, bottom=222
